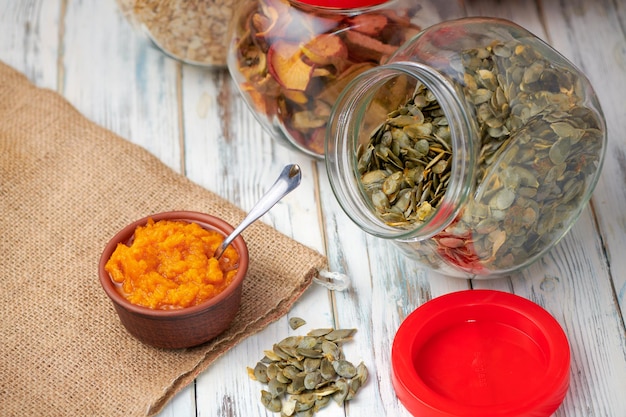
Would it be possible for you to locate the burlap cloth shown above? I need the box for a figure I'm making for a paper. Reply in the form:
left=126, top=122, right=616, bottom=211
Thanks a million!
left=0, top=61, right=327, bottom=416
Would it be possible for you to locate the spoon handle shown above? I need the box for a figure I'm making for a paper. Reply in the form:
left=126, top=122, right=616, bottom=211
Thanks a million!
left=214, top=164, right=302, bottom=259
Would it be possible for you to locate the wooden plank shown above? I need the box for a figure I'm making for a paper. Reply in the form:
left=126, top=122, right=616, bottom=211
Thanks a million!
left=154, top=384, right=195, bottom=417
left=0, top=0, right=60, bottom=89
left=62, top=0, right=182, bottom=173
left=539, top=0, right=626, bottom=322
left=464, top=0, right=546, bottom=38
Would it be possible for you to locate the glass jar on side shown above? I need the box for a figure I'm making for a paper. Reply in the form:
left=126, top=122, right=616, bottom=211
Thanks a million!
left=227, top=0, right=424, bottom=158
left=326, top=17, right=607, bottom=278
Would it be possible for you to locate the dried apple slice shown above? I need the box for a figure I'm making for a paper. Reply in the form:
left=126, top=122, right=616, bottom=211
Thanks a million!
left=251, top=12, right=273, bottom=36
left=292, top=110, right=326, bottom=130
left=251, top=73, right=281, bottom=97
left=253, top=4, right=280, bottom=38
left=268, top=40, right=313, bottom=91
left=283, top=89, right=308, bottom=104
left=343, top=30, right=397, bottom=62
left=312, top=67, right=333, bottom=78
left=346, top=14, right=389, bottom=36
left=242, top=82, right=277, bottom=116
left=300, top=34, right=348, bottom=67
left=306, top=127, right=326, bottom=155
left=316, top=62, right=376, bottom=105
left=237, top=43, right=267, bottom=81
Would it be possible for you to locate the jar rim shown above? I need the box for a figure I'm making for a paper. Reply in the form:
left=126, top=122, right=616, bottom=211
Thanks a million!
left=325, top=62, right=477, bottom=240
left=290, top=0, right=390, bottom=9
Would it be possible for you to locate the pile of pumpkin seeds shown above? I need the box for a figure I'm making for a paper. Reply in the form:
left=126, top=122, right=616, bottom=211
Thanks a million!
left=356, top=37, right=604, bottom=274
left=357, top=81, right=451, bottom=228
left=248, top=318, right=368, bottom=416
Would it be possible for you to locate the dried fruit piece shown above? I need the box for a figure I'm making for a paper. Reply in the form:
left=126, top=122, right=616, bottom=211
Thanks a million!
left=346, top=13, right=389, bottom=36
left=292, top=111, right=326, bottom=130
left=268, top=41, right=314, bottom=91
left=300, top=34, right=348, bottom=67
left=283, top=89, right=309, bottom=104
left=316, top=62, right=376, bottom=105
left=344, top=30, right=398, bottom=62
left=306, top=128, right=326, bottom=155
left=237, top=44, right=267, bottom=82
left=251, top=6, right=279, bottom=38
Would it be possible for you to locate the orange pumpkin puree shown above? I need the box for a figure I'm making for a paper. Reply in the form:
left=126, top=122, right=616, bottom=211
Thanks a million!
left=105, top=219, right=239, bottom=310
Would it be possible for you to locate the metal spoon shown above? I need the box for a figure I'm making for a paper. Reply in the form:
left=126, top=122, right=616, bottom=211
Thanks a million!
left=213, top=164, right=302, bottom=259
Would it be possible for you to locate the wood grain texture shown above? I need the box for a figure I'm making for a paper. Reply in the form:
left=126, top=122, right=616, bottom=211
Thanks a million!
left=539, top=0, right=626, bottom=321
left=1, top=0, right=624, bottom=416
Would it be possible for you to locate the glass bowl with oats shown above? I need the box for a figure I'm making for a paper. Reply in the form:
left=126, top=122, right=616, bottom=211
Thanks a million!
left=116, top=0, right=234, bottom=67
left=325, top=17, right=607, bottom=279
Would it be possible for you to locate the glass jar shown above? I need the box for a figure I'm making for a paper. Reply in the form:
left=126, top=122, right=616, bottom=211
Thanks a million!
left=325, top=17, right=607, bottom=278
left=227, top=0, right=424, bottom=158
left=117, top=0, right=234, bottom=67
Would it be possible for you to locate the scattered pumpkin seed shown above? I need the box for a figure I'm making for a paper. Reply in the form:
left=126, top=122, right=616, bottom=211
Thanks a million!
left=289, top=317, right=307, bottom=330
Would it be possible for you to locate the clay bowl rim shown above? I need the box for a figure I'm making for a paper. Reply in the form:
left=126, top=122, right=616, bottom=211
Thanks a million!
left=98, top=210, right=249, bottom=318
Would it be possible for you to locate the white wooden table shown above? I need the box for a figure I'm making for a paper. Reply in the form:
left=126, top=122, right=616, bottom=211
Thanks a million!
left=2, top=1, right=625, bottom=416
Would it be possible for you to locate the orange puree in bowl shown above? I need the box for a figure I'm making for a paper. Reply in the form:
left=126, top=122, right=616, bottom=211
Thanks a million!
left=104, top=219, right=239, bottom=310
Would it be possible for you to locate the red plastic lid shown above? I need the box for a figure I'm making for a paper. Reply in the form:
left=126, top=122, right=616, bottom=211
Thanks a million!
left=292, top=0, right=389, bottom=8
left=392, top=290, right=570, bottom=417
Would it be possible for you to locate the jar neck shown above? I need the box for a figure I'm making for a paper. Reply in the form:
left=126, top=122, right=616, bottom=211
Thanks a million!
left=325, top=62, right=477, bottom=240
left=289, top=0, right=391, bottom=12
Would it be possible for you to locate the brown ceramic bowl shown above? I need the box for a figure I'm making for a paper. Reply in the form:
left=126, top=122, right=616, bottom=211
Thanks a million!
left=98, top=211, right=249, bottom=349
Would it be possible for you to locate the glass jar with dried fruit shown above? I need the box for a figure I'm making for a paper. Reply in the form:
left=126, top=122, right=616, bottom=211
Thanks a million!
left=325, top=18, right=607, bottom=278
left=227, top=0, right=424, bottom=158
